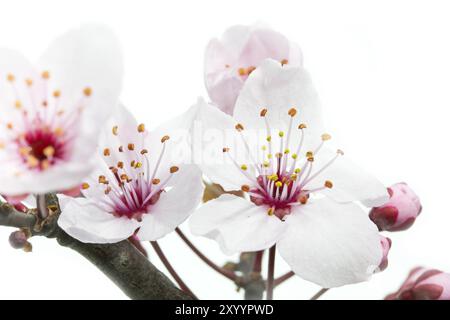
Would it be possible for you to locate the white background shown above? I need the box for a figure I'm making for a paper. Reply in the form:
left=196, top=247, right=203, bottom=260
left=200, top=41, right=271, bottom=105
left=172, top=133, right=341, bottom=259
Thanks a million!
left=0, top=0, right=449, bottom=300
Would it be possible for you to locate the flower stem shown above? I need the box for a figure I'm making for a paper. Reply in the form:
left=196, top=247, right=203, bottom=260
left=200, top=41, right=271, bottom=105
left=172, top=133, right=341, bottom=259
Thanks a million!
left=150, top=241, right=197, bottom=299
left=274, top=271, right=295, bottom=287
left=253, top=250, right=264, bottom=273
left=36, top=194, right=48, bottom=219
left=310, top=288, right=329, bottom=300
left=266, top=245, right=276, bottom=300
left=175, top=227, right=237, bottom=281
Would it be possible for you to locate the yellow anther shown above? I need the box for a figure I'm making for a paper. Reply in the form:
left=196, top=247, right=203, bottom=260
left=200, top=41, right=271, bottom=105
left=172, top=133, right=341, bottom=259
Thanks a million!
left=238, top=68, right=247, bottom=76
left=120, top=174, right=129, bottom=181
left=284, top=149, right=290, bottom=154
left=267, top=208, right=274, bottom=216
left=247, top=66, right=256, bottom=75
left=6, top=123, right=13, bottom=130
left=267, top=154, right=272, bottom=159
left=14, top=100, right=22, bottom=109
left=278, top=131, right=284, bottom=138
left=41, top=160, right=50, bottom=170
left=298, top=195, right=308, bottom=204
left=170, top=166, right=179, bottom=173
left=43, top=146, right=55, bottom=158
left=98, top=175, right=108, bottom=184
left=81, top=183, right=90, bottom=190
left=288, top=108, right=297, bottom=117
left=281, top=59, right=289, bottom=66
left=275, top=152, right=282, bottom=159
left=130, top=160, right=136, bottom=167
left=291, top=174, right=298, bottom=180
left=275, top=181, right=283, bottom=188
left=54, top=127, right=64, bottom=137
left=269, top=174, right=278, bottom=181
left=291, top=153, right=298, bottom=159
left=152, top=178, right=160, bottom=185
left=41, top=71, right=50, bottom=79
left=112, top=126, right=118, bottom=136
left=83, top=87, right=92, bottom=96
left=321, top=133, right=332, bottom=141
left=137, top=124, right=145, bottom=133
left=103, top=148, right=111, bottom=156
left=261, top=145, right=267, bottom=151
left=263, top=161, right=270, bottom=168
left=260, top=108, right=268, bottom=117
left=306, top=151, right=313, bottom=158
left=161, top=135, right=170, bottom=143
left=117, top=161, right=124, bottom=169
left=241, top=185, right=250, bottom=192
left=240, top=164, right=248, bottom=171
left=235, top=123, right=244, bottom=131
left=294, top=168, right=301, bottom=174
left=25, top=78, right=33, bottom=86
left=298, top=123, right=307, bottom=130
left=324, top=180, right=333, bottom=189
left=53, top=90, right=61, bottom=98
left=135, top=162, right=142, bottom=169
left=27, top=156, right=39, bottom=168
left=7, top=74, right=15, bottom=82
left=266, top=136, right=272, bottom=142
left=128, top=143, right=135, bottom=151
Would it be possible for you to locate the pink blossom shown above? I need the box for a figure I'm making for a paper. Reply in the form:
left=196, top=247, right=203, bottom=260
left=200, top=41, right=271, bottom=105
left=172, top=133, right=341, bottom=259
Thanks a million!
left=369, top=182, right=421, bottom=231
left=205, top=25, right=302, bottom=115
left=378, top=235, right=392, bottom=272
left=386, top=267, right=450, bottom=300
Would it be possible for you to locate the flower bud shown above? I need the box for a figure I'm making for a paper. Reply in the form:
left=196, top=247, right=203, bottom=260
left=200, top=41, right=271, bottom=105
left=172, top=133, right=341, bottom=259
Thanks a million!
left=369, top=182, right=421, bottom=231
left=8, top=230, right=29, bottom=249
left=386, top=267, right=450, bottom=300
left=378, top=235, right=392, bottom=272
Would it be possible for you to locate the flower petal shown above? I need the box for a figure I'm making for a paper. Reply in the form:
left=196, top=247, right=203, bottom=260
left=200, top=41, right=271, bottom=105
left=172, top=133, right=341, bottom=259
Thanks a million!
left=58, top=195, right=138, bottom=244
left=305, top=147, right=389, bottom=207
left=137, top=164, right=203, bottom=241
left=190, top=194, right=287, bottom=255
left=277, top=197, right=382, bottom=288
left=234, top=59, right=324, bottom=140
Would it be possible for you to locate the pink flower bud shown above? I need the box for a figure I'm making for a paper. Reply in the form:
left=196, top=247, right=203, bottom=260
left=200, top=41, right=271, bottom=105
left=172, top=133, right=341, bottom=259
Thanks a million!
left=9, top=230, right=29, bottom=249
left=369, top=182, right=421, bottom=231
left=386, top=267, right=450, bottom=300
left=204, top=24, right=303, bottom=114
left=378, top=235, right=392, bottom=272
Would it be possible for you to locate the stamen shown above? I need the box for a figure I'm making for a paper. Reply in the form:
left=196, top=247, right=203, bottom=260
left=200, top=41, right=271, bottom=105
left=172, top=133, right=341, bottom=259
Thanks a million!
left=241, top=185, right=250, bottom=192
left=137, top=124, right=145, bottom=133
left=83, top=87, right=92, bottom=97
left=281, top=59, right=289, bottom=66
left=103, top=148, right=111, bottom=156
left=112, top=126, right=118, bottom=136
left=81, top=183, right=90, bottom=190
left=41, top=71, right=50, bottom=79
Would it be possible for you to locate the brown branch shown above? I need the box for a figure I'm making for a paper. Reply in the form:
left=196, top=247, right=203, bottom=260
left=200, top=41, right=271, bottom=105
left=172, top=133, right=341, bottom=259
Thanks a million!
left=310, top=288, right=329, bottom=300
left=266, top=245, right=276, bottom=300
left=0, top=195, right=192, bottom=300
left=274, top=271, right=295, bottom=287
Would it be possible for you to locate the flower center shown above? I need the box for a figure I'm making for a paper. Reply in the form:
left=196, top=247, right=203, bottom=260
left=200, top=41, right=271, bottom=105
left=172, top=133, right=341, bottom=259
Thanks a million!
left=82, top=124, right=179, bottom=221
left=1, top=71, right=90, bottom=172
left=224, top=107, right=342, bottom=220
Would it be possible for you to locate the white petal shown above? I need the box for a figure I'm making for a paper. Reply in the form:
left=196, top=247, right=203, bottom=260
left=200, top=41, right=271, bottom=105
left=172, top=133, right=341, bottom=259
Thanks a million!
left=137, top=164, right=203, bottom=241
left=277, top=197, right=382, bottom=288
left=234, top=59, right=324, bottom=137
left=190, top=194, right=287, bottom=255
left=58, top=195, right=138, bottom=244
left=305, top=147, right=389, bottom=207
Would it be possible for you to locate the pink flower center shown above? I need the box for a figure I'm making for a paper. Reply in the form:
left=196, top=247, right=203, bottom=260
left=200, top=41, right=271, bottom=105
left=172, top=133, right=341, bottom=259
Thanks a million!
left=224, top=107, right=342, bottom=220
left=82, top=125, right=179, bottom=221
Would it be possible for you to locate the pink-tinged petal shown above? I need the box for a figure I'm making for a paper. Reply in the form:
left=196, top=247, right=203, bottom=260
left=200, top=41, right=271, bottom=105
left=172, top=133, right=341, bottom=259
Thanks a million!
left=205, top=25, right=302, bottom=114
left=277, top=197, right=382, bottom=288
left=386, top=267, right=450, bottom=300
left=137, top=164, right=203, bottom=241
left=2, top=194, right=28, bottom=205
left=58, top=195, right=139, bottom=244
left=378, top=236, right=392, bottom=272
left=370, top=182, right=421, bottom=231
left=189, top=194, right=287, bottom=255
left=61, top=185, right=81, bottom=197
